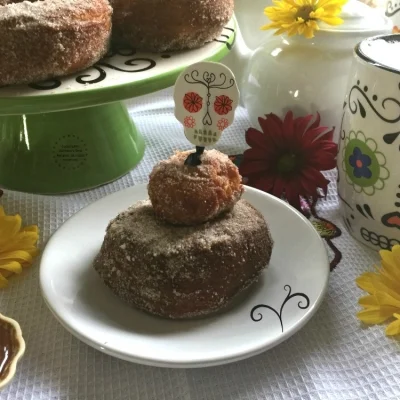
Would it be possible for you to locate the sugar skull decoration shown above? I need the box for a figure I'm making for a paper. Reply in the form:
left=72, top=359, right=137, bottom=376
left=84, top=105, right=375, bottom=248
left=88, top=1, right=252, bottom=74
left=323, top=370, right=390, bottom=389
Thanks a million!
left=173, top=61, right=240, bottom=165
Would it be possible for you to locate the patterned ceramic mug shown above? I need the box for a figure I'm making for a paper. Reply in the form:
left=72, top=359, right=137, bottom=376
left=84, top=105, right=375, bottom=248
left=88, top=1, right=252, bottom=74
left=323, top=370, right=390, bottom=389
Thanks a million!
left=337, top=34, right=400, bottom=250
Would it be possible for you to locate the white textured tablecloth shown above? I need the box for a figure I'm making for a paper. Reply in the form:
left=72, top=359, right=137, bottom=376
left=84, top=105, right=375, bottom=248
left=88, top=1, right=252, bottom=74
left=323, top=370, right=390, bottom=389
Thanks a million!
left=1, top=88, right=399, bottom=400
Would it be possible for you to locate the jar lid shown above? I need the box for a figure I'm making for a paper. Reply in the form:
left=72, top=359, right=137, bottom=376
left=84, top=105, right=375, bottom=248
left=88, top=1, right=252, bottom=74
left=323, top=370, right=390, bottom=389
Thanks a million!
left=319, top=0, right=392, bottom=33
left=357, top=34, right=400, bottom=72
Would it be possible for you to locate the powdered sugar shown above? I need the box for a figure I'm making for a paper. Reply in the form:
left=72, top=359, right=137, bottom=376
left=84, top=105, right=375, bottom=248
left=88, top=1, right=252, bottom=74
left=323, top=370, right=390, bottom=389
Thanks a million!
left=93, top=199, right=274, bottom=319
left=148, top=149, right=243, bottom=225
left=111, top=0, right=233, bottom=52
left=0, top=0, right=112, bottom=86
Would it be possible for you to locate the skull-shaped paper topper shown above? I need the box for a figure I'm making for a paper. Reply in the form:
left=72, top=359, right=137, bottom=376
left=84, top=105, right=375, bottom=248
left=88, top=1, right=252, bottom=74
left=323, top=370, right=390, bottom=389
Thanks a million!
left=173, top=62, right=239, bottom=164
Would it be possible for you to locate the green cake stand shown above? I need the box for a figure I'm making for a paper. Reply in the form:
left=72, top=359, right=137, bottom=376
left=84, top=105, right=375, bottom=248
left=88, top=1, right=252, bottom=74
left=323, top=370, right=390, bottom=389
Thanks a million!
left=0, top=20, right=236, bottom=194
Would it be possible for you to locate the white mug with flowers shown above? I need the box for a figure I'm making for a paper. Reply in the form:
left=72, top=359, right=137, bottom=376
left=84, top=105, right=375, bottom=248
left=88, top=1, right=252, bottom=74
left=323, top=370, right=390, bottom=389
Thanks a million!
left=337, top=34, right=400, bottom=251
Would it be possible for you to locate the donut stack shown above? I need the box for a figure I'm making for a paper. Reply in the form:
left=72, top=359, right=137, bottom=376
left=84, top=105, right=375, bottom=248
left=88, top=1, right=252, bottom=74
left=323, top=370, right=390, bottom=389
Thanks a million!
left=93, top=150, right=274, bottom=319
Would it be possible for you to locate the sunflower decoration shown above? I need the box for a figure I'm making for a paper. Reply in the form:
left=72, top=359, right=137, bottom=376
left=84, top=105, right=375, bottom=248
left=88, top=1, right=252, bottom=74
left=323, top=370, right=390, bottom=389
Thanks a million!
left=262, top=0, right=347, bottom=39
left=0, top=205, right=39, bottom=288
left=356, top=245, right=400, bottom=336
left=239, top=111, right=337, bottom=210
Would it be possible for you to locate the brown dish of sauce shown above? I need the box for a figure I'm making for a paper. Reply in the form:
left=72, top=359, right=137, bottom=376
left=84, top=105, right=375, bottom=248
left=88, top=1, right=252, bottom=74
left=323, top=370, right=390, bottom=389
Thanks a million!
left=0, top=321, right=17, bottom=380
left=0, top=314, right=25, bottom=389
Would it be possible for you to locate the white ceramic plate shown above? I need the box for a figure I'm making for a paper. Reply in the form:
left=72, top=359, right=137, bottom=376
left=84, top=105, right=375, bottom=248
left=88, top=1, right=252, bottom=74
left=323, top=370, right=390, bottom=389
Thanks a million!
left=40, top=185, right=329, bottom=368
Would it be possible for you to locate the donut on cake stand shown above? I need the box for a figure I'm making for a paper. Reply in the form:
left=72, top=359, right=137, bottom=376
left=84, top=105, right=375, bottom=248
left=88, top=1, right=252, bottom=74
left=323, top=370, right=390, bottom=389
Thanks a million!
left=0, top=19, right=236, bottom=194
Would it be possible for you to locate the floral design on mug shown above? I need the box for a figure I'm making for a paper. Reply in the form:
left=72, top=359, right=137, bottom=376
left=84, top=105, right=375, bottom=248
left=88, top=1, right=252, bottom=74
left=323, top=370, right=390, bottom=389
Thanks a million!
left=214, top=95, right=233, bottom=115
left=342, top=130, right=389, bottom=195
left=184, top=116, right=196, bottom=128
left=183, top=92, right=203, bottom=113
left=381, top=211, right=400, bottom=229
left=349, top=147, right=372, bottom=179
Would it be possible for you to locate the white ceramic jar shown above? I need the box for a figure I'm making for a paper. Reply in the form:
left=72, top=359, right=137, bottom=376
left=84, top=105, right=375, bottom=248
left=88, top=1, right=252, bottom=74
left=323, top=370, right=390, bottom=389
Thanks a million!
left=233, top=1, right=391, bottom=142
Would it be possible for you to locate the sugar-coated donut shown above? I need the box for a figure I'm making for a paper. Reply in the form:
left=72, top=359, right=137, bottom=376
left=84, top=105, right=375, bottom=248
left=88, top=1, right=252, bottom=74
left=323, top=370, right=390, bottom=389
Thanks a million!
left=0, top=0, right=112, bottom=86
left=148, top=150, right=243, bottom=226
left=111, top=0, right=234, bottom=52
left=93, top=199, right=273, bottom=319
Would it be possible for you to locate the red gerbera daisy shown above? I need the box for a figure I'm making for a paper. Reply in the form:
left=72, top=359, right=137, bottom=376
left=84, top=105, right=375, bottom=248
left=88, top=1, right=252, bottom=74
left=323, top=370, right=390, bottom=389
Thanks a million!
left=214, top=95, right=233, bottom=115
left=183, top=92, right=203, bottom=113
left=239, top=111, right=338, bottom=210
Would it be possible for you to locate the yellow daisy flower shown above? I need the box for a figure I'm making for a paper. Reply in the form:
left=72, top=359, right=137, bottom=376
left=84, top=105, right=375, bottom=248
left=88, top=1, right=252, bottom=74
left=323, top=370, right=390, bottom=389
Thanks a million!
left=0, top=206, right=39, bottom=288
left=356, top=245, right=400, bottom=336
left=262, top=0, right=347, bottom=39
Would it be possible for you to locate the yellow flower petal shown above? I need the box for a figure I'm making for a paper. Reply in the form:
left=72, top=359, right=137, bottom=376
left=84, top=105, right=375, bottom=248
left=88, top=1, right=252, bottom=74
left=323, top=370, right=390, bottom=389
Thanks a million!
left=0, top=250, right=33, bottom=263
left=390, top=245, right=400, bottom=264
left=0, top=261, right=22, bottom=274
left=356, top=244, right=400, bottom=335
left=0, top=207, right=39, bottom=289
left=380, top=249, right=398, bottom=269
left=317, top=16, right=343, bottom=25
left=0, top=272, right=8, bottom=288
left=359, top=295, right=379, bottom=308
left=357, top=306, right=398, bottom=324
left=261, top=0, right=345, bottom=38
left=0, top=215, right=22, bottom=245
left=381, top=258, right=400, bottom=284
left=374, top=291, right=400, bottom=310
left=323, top=0, right=347, bottom=5
left=0, top=231, right=39, bottom=255
left=356, top=272, right=378, bottom=294
left=22, top=225, right=39, bottom=234
left=385, top=313, right=400, bottom=336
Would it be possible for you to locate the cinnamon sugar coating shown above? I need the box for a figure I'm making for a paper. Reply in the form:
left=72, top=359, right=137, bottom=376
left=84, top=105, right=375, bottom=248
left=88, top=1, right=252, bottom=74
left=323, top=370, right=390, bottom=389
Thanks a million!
left=0, top=0, right=112, bottom=86
left=111, top=0, right=234, bottom=52
left=148, top=150, right=244, bottom=226
left=93, top=199, right=273, bottom=319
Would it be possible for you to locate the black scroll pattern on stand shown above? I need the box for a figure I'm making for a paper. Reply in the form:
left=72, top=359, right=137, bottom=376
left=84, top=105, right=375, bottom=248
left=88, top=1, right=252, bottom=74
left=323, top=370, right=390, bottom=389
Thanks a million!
left=76, top=47, right=156, bottom=84
left=184, top=70, right=235, bottom=126
left=213, top=26, right=236, bottom=50
left=26, top=26, right=235, bottom=91
left=27, top=46, right=158, bottom=89
left=386, top=1, right=400, bottom=17
left=250, top=285, right=310, bottom=333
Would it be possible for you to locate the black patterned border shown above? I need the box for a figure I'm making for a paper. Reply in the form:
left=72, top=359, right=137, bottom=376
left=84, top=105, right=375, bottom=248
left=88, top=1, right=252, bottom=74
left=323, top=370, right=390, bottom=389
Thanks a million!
left=213, top=26, right=236, bottom=50
left=28, top=25, right=235, bottom=92
left=28, top=47, right=157, bottom=90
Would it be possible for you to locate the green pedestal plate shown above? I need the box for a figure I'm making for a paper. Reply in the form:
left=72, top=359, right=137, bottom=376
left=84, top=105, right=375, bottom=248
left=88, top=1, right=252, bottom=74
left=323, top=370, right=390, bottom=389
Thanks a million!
left=0, top=20, right=236, bottom=194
